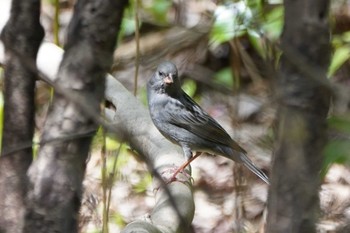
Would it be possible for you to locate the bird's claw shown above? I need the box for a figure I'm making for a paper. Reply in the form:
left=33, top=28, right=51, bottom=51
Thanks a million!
left=161, top=166, right=192, bottom=184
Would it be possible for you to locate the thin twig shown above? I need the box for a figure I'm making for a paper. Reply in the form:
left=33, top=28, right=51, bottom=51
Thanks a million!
left=106, top=143, right=123, bottom=218
left=133, top=0, right=140, bottom=96
left=51, top=0, right=60, bottom=103
left=1, top=129, right=96, bottom=156
left=53, top=0, right=60, bottom=47
left=101, top=103, right=109, bottom=233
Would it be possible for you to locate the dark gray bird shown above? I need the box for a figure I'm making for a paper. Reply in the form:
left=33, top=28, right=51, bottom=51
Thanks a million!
left=147, top=61, right=269, bottom=184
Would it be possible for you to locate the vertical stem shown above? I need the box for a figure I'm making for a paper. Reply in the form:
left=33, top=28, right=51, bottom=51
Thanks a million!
left=101, top=127, right=108, bottom=233
left=229, top=39, right=241, bottom=91
left=51, top=0, right=60, bottom=103
left=53, top=0, right=60, bottom=47
left=106, top=143, right=123, bottom=218
left=133, top=0, right=140, bottom=96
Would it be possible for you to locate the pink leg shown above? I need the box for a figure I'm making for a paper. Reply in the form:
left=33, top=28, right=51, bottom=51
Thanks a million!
left=169, top=152, right=202, bottom=182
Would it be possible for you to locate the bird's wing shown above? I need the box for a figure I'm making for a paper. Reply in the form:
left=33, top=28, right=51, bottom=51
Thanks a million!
left=164, top=91, right=234, bottom=147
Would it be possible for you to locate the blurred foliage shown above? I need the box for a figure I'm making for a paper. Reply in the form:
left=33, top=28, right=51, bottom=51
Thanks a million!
left=132, top=172, right=152, bottom=194
left=138, top=86, right=148, bottom=106
left=105, top=142, right=130, bottom=174
left=210, top=2, right=249, bottom=45
left=329, top=45, right=350, bottom=77
left=328, top=31, right=350, bottom=77
left=44, top=0, right=57, bottom=5
left=86, top=229, right=101, bottom=233
left=261, top=6, right=283, bottom=41
left=119, top=0, right=171, bottom=42
left=206, top=0, right=350, bottom=174
left=182, top=79, right=197, bottom=97
left=92, top=127, right=104, bottom=149
left=142, top=0, right=172, bottom=24
left=322, top=3, right=350, bottom=170
left=322, top=116, right=350, bottom=176
left=119, top=2, right=138, bottom=42
left=209, top=1, right=283, bottom=50
left=328, top=116, right=350, bottom=134
left=213, top=67, right=234, bottom=89
left=322, top=140, right=350, bottom=176
left=111, top=212, right=127, bottom=227
left=105, top=136, right=122, bottom=151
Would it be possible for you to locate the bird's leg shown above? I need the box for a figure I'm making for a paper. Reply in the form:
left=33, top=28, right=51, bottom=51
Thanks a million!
left=170, top=151, right=202, bottom=182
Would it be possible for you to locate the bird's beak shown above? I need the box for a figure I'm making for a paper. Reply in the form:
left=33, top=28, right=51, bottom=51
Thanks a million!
left=164, top=74, right=173, bottom=84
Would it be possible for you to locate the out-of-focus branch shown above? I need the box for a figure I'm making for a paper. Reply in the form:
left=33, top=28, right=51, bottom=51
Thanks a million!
left=133, top=0, right=140, bottom=96
left=112, top=25, right=209, bottom=70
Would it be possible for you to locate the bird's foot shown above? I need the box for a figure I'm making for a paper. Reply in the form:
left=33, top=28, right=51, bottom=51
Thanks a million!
left=161, top=166, right=192, bottom=184
left=153, top=166, right=193, bottom=192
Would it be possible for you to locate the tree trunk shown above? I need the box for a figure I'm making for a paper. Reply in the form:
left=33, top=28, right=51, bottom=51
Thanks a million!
left=0, top=0, right=44, bottom=232
left=266, top=0, right=331, bottom=232
left=23, top=0, right=128, bottom=232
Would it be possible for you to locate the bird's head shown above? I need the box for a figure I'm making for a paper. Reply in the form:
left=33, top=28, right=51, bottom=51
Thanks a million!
left=149, top=61, right=180, bottom=95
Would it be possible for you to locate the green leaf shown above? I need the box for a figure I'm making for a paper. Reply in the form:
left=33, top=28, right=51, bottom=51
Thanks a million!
left=210, top=3, right=252, bottom=46
left=247, top=0, right=263, bottom=13
left=143, top=0, right=171, bottom=24
left=328, top=115, right=350, bottom=134
left=111, top=212, right=127, bottom=227
left=321, top=116, right=350, bottom=176
left=328, top=45, right=350, bottom=77
left=247, top=29, right=265, bottom=58
left=262, top=6, right=283, bottom=40
left=342, top=31, right=350, bottom=42
left=117, top=1, right=142, bottom=41
left=106, top=137, right=120, bottom=151
left=121, top=18, right=137, bottom=36
left=322, top=140, right=350, bottom=177
left=132, top=172, right=152, bottom=194
left=210, top=19, right=237, bottom=45
left=152, top=0, right=171, bottom=17
left=139, top=86, right=148, bottom=106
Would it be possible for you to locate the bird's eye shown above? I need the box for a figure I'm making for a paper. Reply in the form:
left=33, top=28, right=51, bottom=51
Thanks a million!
left=158, top=71, right=164, bottom=76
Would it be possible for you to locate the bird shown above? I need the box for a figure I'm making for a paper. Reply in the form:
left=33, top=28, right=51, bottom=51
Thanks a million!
left=147, top=61, right=269, bottom=184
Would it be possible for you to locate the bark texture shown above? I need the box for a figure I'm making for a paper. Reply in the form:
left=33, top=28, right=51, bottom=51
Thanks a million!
left=0, top=0, right=44, bottom=232
left=22, top=0, right=128, bottom=232
left=266, top=0, right=331, bottom=232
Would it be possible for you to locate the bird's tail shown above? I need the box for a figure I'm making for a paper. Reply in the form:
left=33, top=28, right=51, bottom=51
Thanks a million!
left=239, top=153, right=270, bottom=185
